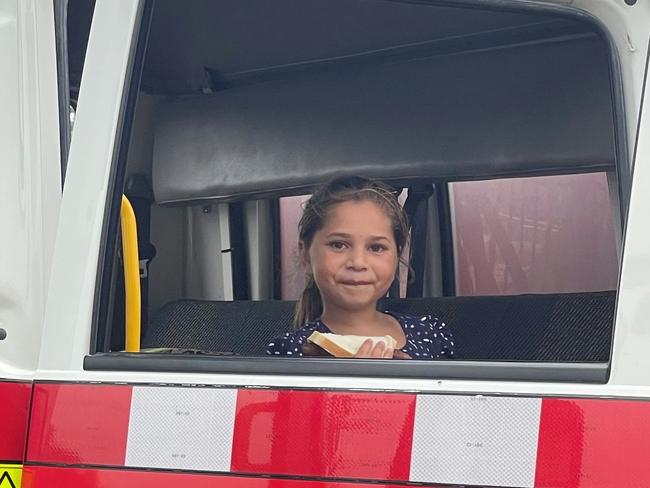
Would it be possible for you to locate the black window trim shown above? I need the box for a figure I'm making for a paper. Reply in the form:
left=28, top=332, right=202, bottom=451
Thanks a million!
left=53, top=0, right=71, bottom=188
left=436, top=182, right=456, bottom=296
left=87, top=0, right=627, bottom=384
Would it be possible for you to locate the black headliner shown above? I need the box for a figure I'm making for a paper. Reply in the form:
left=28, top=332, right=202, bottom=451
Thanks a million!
left=142, top=0, right=574, bottom=94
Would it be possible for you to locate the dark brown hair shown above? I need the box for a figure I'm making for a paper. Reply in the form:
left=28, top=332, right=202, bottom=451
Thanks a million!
left=294, top=176, right=409, bottom=327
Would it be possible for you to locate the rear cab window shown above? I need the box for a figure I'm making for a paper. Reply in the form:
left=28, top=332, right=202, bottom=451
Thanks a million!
left=85, top=0, right=625, bottom=383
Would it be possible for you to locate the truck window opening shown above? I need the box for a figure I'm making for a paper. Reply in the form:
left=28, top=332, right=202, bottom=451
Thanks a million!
left=88, top=0, right=622, bottom=381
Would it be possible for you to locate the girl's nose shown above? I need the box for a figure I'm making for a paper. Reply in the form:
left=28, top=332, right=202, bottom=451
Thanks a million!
left=346, top=248, right=368, bottom=270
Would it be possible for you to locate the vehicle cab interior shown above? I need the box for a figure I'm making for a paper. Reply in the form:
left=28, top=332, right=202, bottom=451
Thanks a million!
left=69, top=0, right=623, bottom=380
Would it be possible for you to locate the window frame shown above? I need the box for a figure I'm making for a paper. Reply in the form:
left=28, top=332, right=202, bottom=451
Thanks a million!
left=89, top=0, right=154, bottom=354
left=86, top=0, right=628, bottom=383
left=53, top=0, right=96, bottom=188
left=85, top=353, right=609, bottom=383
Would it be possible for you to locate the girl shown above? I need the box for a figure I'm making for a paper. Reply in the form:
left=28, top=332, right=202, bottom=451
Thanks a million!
left=266, top=176, right=454, bottom=359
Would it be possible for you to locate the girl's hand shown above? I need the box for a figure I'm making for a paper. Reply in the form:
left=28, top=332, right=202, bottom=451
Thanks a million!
left=301, top=340, right=412, bottom=359
left=355, top=340, right=411, bottom=359
left=355, top=339, right=389, bottom=358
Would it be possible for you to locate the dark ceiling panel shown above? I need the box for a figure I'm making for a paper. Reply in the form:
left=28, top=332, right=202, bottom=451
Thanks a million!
left=143, top=0, right=546, bottom=93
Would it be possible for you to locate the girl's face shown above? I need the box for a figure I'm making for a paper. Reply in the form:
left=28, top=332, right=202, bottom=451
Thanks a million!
left=302, top=200, right=399, bottom=314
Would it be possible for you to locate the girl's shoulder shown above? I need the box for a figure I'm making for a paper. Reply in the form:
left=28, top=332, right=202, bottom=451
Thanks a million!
left=386, top=311, right=449, bottom=331
left=266, top=321, right=322, bottom=356
left=387, top=311, right=455, bottom=358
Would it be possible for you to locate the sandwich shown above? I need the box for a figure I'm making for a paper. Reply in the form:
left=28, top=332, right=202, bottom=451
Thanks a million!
left=307, top=330, right=397, bottom=358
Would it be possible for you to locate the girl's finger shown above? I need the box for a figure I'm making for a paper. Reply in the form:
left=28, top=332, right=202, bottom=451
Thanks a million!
left=384, top=347, right=394, bottom=359
left=355, top=339, right=374, bottom=358
left=370, top=341, right=386, bottom=358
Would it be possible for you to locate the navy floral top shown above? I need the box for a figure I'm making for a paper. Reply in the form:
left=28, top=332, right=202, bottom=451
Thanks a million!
left=266, top=312, right=454, bottom=359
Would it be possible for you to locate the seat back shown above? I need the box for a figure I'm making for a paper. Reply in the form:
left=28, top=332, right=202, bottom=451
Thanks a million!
left=382, top=291, right=615, bottom=361
left=143, top=291, right=615, bottom=361
left=143, top=299, right=296, bottom=356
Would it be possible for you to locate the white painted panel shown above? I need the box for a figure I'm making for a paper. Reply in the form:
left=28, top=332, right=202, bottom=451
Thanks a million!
left=149, top=204, right=184, bottom=315
left=126, top=386, right=237, bottom=471
left=410, top=395, right=541, bottom=487
left=218, top=204, right=234, bottom=300
left=0, top=0, right=60, bottom=378
left=612, top=47, right=650, bottom=386
left=39, top=0, right=141, bottom=371
left=185, top=205, right=225, bottom=300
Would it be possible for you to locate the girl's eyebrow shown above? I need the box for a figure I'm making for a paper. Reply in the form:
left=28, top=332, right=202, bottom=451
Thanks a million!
left=326, top=232, right=390, bottom=241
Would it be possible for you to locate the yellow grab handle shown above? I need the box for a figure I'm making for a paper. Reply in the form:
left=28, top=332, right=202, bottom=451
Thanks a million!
left=120, top=195, right=141, bottom=352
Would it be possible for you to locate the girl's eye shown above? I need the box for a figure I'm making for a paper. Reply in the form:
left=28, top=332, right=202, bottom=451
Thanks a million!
left=369, top=244, right=388, bottom=253
left=328, top=241, right=348, bottom=250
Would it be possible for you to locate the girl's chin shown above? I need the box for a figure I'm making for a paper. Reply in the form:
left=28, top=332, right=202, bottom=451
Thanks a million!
left=331, top=296, right=383, bottom=311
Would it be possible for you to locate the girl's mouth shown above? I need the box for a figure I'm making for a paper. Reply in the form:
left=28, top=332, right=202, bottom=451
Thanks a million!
left=340, top=280, right=373, bottom=286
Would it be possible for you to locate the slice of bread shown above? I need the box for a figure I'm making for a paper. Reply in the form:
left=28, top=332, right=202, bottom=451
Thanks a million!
left=307, top=330, right=398, bottom=358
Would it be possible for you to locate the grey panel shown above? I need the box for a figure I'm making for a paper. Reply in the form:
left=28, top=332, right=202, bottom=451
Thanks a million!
left=153, top=37, right=614, bottom=204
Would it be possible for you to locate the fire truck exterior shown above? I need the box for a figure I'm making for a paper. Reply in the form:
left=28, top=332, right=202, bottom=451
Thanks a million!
left=2, top=0, right=650, bottom=487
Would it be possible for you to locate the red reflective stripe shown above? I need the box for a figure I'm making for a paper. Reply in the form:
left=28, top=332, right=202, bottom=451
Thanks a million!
left=26, top=383, right=133, bottom=465
left=0, top=381, right=31, bottom=461
left=535, top=399, right=585, bottom=488
left=21, top=382, right=650, bottom=487
left=231, top=390, right=416, bottom=481
left=22, top=466, right=424, bottom=488
left=535, top=398, right=650, bottom=488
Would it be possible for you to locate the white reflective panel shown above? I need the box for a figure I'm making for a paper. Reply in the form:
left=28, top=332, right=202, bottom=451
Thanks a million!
left=410, top=395, right=541, bottom=487
left=126, top=386, right=237, bottom=472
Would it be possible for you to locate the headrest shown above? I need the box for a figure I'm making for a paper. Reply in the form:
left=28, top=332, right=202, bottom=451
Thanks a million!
left=153, top=37, right=614, bottom=205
